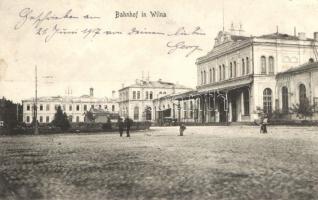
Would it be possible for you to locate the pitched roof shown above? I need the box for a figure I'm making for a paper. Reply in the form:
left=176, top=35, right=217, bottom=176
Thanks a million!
left=257, top=32, right=313, bottom=41
left=276, top=61, right=318, bottom=77
left=22, top=95, right=116, bottom=103
left=120, top=80, right=192, bottom=90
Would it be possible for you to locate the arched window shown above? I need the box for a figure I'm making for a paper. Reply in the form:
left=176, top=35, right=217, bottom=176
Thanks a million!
left=263, top=88, right=272, bottom=114
left=282, top=87, right=289, bottom=113
left=146, top=107, right=152, bottom=120
left=203, top=70, right=206, bottom=84
left=230, top=62, right=232, bottom=78
left=242, top=59, right=245, bottom=75
left=299, top=84, right=306, bottom=106
left=145, top=91, right=149, bottom=99
left=212, top=68, right=215, bottom=82
left=201, top=71, right=203, bottom=85
left=133, top=91, right=136, bottom=99
left=246, top=57, right=249, bottom=74
left=149, top=91, right=153, bottom=99
left=269, top=56, right=274, bottom=74
left=233, top=61, right=237, bottom=77
left=222, top=64, right=226, bottom=80
left=261, top=56, right=266, bottom=74
left=134, top=106, right=139, bottom=120
left=209, top=69, right=212, bottom=83
left=219, top=65, right=222, bottom=81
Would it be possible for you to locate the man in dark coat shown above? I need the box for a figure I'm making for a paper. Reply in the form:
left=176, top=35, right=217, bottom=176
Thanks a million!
left=124, top=117, right=132, bottom=137
left=118, top=117, right=124, bottom=137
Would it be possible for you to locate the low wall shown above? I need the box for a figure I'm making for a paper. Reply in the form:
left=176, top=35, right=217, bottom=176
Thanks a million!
left=1, top=122, right=151, bottom=135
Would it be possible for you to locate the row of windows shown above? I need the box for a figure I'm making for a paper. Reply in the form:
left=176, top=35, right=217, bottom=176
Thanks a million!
left=26, top=104, right=116, bottom=112
left=281, top=84, right=307, bottom=113
left=261, top=56, right=274, bottom=74
left=200, top=57, right=251, bottom=85
left=133, top=106, right=152, bottom=120
left=132, top=91, right=165, bottom=100
left=26, top=115, right=82, bottom=123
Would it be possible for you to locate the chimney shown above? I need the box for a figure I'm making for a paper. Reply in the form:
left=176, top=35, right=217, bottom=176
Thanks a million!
left=112, top=90, right=116, bottom=98
left=314, top=32, right=318, bottom=41
left=298, top=32, right=306, bottom=40
left=89, top=88, right=94, bottom=97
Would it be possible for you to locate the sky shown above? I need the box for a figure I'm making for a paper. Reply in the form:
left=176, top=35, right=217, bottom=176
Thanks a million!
left=1, top=0, right=318, bottom=103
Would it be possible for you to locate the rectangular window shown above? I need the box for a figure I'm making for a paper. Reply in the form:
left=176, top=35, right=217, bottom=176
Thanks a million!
left=133, top=91, right=136, bottom=99
left=55, top=104, right=59, bottom=110
left=46, top=116, right=50, bottom=123
left=76, top=105, right=80, bottom=111
left=183, top=102, right=187, bottom=119
left=27, top=104, right=30, bottom=111
left=69, top=105, right=72, bottom=111
left=150, top=92, right=153, bottom=99
left=26, top=116, right=30, bottom=123
left=137, top=91, right=140, bottom=99
left=84, top=105, right=87, bottom=111
left=39, top=116, right=43, bottom=123
left=46, top=104, right=50, bottom=111
left=112, top=105, right=115, bottom=112
left=314, top=97, right=318, bottom=112
left=246, top=57, right=249, bottom=74
left=39, top=104, right=43, bottom=111
left=243, top=90, right=250, bottom=115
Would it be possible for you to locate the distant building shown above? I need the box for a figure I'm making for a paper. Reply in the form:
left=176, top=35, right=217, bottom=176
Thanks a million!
left=22, top=88, right=119, bottom=124
left=118, top=79, right=192, bottom=121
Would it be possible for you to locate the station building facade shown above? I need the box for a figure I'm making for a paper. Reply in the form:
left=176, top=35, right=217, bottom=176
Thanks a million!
left=118, top=79, right=192, bottom=122
left=22, top=88, right=119, bottom=124
left=169, top=30, right=318, bottom=123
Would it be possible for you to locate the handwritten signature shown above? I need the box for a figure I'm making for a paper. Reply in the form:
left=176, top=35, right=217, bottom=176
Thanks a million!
left=14, top=8, right=99, bottom=30
left=14, top=8, right=205, bottom=57
left=166, top=41, right=202, bottom=57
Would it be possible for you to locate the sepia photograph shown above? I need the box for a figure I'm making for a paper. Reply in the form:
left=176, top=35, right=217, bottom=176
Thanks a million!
left=0, top=0, right=318, bottom=199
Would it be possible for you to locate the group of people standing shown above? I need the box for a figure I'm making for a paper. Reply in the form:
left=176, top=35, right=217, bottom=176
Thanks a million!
left=117, top=117, right=133, bottom=137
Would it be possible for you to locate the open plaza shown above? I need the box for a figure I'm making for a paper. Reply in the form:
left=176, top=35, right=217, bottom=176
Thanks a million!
left=0, top=126, right=317, bottom=199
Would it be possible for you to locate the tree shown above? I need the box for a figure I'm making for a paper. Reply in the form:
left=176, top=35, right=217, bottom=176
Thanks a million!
left=0, top=97, right=22, bottom=131
left=290, top=97, right=314, bottom=120
left=52, top=106, right=70, bottom=131
left=84, top=110, right=95, bottom=122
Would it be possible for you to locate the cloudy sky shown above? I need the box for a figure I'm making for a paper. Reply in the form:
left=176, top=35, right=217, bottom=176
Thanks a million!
left=1, top=0, right=318, bottom=102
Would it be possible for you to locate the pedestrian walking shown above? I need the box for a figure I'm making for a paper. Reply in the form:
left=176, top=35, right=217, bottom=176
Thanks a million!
left=118, top=117, right=124, bottom=137
left=262, top=115, right=268, bottom=133
left=260, top=114, right=268, bottom=134
left=124, top=117, right=133, bottom=137
left=179, top=123, right=186, bottom=136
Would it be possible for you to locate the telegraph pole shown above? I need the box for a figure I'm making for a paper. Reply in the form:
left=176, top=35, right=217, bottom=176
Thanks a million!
left=34, top=65, right=39, bottom=135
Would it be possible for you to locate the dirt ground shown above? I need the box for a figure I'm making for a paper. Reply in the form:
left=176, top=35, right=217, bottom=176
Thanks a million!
left=0, top=126, right=318, bottom=200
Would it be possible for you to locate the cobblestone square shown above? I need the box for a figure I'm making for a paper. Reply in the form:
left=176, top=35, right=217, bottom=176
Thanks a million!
left=0, top=126, right=318, bottom=199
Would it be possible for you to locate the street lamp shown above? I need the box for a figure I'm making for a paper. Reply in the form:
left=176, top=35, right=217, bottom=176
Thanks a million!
left=33, top=65, right=54, bottom=135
